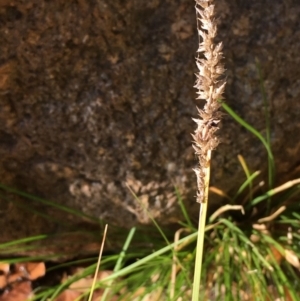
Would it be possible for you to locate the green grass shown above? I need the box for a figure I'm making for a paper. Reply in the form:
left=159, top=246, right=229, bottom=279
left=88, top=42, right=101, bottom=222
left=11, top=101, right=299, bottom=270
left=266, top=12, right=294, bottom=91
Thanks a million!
left=1, top=167, right=300, bottom=300
left=1, top=131, right=300, bottom=300
left=1, top=70, right=300, bottom=300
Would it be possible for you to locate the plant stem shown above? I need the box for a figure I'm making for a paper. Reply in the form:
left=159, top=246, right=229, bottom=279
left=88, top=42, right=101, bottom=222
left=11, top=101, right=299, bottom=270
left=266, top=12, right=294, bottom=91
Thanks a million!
left=192, top=150, right=211, bottom=301
left=192, top=1, right=225, bottom=298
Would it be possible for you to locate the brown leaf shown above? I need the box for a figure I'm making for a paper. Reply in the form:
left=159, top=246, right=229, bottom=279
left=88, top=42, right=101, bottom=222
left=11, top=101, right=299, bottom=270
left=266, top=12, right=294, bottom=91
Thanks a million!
left=0, top=275, right=7, bottom=290
left=69, top=270, right=112, bottom=292
left=69, top=277, right=93, bottom=293
left=0, top=263, right=9, bottom=274
left=7, top=272, right=23, bottom=284
left=25, top=262, right=46, bottom=280
left=53, top=289, right=81, bottom=301
left=57, top=270, right=115, bottom=301
left=267, top=246, right=283, bottom=265
left=284, top=249, right=300, bottom=269
left=283, top=286, right=295, bottom=301
left=266, top=285, right=296, bottom=301
left=91, top=291, right=118, bottom=301
left=0, top=281, right=32, bottom=301
left=7, top=262, right=45, bottom=284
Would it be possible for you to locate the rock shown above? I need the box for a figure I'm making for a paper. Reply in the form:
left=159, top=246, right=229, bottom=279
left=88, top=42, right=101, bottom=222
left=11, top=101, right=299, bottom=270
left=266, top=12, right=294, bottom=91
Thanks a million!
left=0, top=0, right=299, bottom=255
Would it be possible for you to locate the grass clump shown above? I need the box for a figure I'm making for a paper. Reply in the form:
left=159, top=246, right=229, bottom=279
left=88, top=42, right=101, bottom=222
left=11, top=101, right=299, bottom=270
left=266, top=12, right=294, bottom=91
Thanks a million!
left=190, top=0, right=300, bottom=300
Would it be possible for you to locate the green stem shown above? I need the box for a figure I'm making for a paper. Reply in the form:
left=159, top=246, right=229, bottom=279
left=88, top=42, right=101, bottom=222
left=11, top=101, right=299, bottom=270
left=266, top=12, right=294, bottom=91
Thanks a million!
left=192, top=150, right=211, bottom=301
left=192, top=202, right=208, bottom=301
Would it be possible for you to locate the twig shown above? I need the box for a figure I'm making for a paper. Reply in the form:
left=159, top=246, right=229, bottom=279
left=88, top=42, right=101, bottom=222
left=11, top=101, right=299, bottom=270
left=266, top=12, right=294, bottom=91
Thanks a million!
left=209, top=204, right=245, bottom=222
left=88, top=224, right=108, bottom=301
left=209, top=186, right=232, bottom=201
left=269, top=179, right=300, bottom=195
left=257, top=206, right=286, bottom=223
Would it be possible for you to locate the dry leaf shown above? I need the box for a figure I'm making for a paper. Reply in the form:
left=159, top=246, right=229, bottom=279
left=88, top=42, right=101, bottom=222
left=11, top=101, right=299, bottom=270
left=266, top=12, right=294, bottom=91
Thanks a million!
left=284, top=249, right=300, bottom=269
left=0, top=262, right=9, bottom=289
left=69, top=270, right=112, bottom=292
left=25, top=262, right=46, bottom=280
left=69, top=278, right=93, bottom=293
left=0, top=263, right=9, bottom=274
left=0, top=275, right=7, bottom=290
left=267, top=246, right=300, bottom=269
left=7, top=271, right=23, bottom=284
left=266, top=285, right=295, bottom=301
left=6, top=262, right=45, bottom=285
left=250, top=234, right=260, bottom=243
left=140, top=287, right=163, bottom=301
left=59, top=270, right=114, bottom=301
left=0, top=281, right=32, bottom=301
left=283, top=286, right=295, bottom=301
left=53, top=289, right=81, bottom=301
left=267, top=246, right=283, bottom=265
left=91, top=290, right=119, bottom=301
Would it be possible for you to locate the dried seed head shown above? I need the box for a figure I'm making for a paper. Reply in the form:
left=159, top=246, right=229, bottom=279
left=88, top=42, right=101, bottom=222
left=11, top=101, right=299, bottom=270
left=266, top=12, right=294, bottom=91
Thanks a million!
left=193, top=0, right=226, bottom=203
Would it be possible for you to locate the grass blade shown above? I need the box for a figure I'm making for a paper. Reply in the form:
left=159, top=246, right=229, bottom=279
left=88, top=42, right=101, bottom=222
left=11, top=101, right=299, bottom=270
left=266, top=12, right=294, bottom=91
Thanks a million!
left=221, top=102, right=275, bottom=191
left=101, top=227, right=136, bottom=301
left=0, top=184, right=99, bottom=222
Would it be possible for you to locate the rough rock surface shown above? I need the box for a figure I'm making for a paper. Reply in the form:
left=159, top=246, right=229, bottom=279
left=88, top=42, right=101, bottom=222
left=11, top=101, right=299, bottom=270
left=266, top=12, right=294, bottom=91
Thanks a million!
left=0, top=0, right=300, bottom=254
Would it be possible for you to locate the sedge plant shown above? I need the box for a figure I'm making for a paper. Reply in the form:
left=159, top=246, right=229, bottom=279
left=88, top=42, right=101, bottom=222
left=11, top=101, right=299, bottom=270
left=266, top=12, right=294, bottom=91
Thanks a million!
left=191, top=0, right=226, bottom=299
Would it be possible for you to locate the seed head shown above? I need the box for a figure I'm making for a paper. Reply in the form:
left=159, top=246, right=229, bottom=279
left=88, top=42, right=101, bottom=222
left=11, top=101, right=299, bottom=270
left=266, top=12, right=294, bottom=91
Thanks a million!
left=193, top=0, right=226, bottom=203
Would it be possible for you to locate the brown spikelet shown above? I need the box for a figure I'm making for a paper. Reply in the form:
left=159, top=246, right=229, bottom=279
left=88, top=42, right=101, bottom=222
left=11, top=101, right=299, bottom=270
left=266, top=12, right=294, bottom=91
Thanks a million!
left=193, top=0, right=226, bottom=203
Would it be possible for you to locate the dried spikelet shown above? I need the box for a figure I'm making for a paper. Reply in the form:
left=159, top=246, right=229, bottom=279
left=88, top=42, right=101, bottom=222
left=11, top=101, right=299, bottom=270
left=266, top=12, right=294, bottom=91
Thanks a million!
left=193, top=0, right=226, bottom=203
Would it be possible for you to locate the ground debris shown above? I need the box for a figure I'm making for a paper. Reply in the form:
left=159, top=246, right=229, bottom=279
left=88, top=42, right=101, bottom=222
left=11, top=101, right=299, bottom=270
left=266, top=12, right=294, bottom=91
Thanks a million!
left=0, top=262, right=45, bottom=301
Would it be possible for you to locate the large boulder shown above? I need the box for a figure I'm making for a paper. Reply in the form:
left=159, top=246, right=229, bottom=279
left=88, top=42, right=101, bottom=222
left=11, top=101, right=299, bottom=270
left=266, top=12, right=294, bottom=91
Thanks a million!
left=0, top=0, right=299, bottom=255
